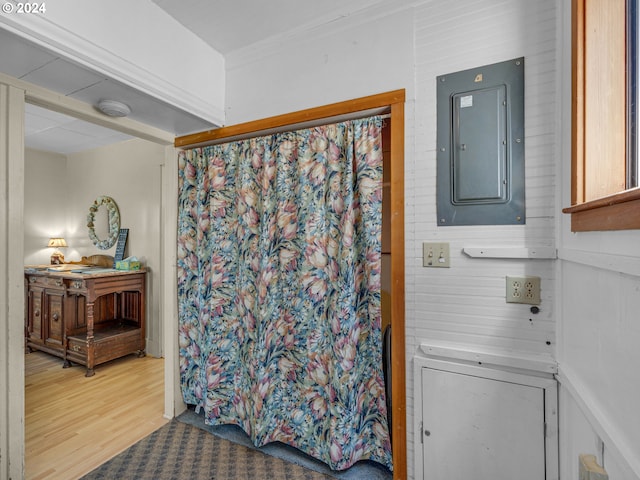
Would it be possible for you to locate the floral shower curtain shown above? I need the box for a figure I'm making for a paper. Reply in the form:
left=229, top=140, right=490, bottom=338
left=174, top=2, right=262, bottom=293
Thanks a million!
left=176, top=116, right=392, bottom=471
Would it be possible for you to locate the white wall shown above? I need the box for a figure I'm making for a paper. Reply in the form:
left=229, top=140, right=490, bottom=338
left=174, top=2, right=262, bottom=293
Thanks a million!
left=556, top=1, right=640, bottom=478
left=66, top=138, right=165, bottom=357
left=16, top=1, right=640, bottom=478
left=23, top=138, right=166, bottom=357
left=227, top=1, right=559, bottom=478
left=412, top=1, right=557, bottom=351
left=412, top=1, right=557, bottom=476
left=225, top=6, right=415, bottom=124
left=24, top=148, right=68, bottom=264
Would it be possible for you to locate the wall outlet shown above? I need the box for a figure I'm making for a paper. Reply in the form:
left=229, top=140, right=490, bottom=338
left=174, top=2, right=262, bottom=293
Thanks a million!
left=506, top=276, right=541, bottom=305
left=423, top=242, right=450, bottom=267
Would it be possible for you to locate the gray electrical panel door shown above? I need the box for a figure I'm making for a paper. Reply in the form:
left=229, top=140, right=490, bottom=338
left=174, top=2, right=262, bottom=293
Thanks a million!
left=452, top=85, right=507, bottom=204
left=437, top=58, right=524, bottom=225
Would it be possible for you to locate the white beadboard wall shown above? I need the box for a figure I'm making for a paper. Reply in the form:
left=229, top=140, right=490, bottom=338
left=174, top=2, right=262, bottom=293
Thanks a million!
left=408, top=0, right=557, bottom=475
left=556, top=2, right=640, bottom=474
left=224, top=1, right=560, bottom=477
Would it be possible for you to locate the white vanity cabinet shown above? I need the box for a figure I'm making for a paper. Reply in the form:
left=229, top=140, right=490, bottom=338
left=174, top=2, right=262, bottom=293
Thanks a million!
left=414, top=346, right=558, bottom=480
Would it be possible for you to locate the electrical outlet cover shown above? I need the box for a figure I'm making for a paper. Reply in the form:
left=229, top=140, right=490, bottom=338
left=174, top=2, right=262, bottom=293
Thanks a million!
left=506, top=276, right=541, bottom=305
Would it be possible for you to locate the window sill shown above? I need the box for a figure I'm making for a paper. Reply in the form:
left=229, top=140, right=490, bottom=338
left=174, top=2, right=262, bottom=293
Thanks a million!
left=562, top=188, right=640, bottom=231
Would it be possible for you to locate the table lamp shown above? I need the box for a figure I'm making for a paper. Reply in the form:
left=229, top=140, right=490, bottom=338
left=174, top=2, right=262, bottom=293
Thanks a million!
left=47, top=237, right=67, bottom=264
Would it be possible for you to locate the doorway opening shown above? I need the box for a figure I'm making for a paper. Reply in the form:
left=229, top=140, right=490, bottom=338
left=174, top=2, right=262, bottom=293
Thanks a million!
left=22, top=102, right=169, bottom=478
left=174, top=89, right=407, bottom=479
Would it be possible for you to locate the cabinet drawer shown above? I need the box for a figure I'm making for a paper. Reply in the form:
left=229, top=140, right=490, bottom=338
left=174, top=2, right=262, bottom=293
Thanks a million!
left=67, top=278, right=86, bottom=291
left=27, top=275, right=65, bottom=289
left=67, top=325, right=143, bottom=363
left=68, top=337, right=87, bottom=355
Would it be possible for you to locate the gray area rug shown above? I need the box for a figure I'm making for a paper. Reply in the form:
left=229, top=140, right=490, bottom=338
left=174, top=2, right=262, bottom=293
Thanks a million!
left=80, top=418, right=334, bottom=480
left=177, top=408, right=393, bottom=480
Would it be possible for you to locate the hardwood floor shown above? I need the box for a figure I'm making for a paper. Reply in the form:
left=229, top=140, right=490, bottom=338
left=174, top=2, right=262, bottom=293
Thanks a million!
left=25, top=351, right=168, bottom=480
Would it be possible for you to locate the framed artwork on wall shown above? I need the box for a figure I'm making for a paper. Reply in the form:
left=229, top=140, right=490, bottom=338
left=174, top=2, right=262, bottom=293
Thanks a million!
left=114, top=228, right=129, bottom=262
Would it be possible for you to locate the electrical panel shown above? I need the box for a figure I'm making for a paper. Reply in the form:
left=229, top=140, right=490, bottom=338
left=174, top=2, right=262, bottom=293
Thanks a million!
left=436, top=58, right=525, bottom=226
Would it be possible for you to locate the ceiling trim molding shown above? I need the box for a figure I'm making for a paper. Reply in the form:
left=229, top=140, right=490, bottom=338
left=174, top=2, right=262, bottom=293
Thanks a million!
left=0, top=71, right=175, bottom=145
left=0, top=14, right=225, bottom=127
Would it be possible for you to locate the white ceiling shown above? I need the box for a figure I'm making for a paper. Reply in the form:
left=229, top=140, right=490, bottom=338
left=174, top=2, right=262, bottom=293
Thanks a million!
left=1, top=0, right=387, bottom=155
left=0, top=26, right=218, bottom=154
left=151, top=0, right=386, bottom=54
left=24, top=103, right=134, bottom=155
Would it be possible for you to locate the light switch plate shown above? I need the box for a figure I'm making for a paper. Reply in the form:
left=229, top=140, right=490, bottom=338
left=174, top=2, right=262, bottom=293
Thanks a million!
left=423, top=242, right=450, bottom=268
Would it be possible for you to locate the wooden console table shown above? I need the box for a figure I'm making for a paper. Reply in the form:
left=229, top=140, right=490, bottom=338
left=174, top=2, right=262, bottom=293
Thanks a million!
left=24, top=265, right=146, bottom=377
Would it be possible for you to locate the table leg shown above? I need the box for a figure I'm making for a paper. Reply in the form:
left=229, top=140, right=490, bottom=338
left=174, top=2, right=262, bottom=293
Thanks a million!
left=85, top=301, right=95, bottom=377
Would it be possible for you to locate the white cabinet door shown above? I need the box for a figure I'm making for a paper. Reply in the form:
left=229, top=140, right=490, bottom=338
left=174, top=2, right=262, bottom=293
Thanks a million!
left=421, top=367, right=546, bottom=480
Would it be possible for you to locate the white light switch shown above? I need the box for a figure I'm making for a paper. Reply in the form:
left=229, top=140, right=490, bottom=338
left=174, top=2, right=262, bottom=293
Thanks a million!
left=423, top=242, right=450, bottom=268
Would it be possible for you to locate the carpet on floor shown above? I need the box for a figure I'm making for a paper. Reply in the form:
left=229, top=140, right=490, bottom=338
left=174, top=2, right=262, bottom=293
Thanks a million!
left=177, top=408, right=393, bottom=480
left=80, top=418, right=334, bottom=480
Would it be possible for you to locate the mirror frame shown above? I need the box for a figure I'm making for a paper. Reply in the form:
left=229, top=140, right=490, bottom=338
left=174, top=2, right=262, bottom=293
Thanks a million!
left=87, top=195, right=120, bottom=250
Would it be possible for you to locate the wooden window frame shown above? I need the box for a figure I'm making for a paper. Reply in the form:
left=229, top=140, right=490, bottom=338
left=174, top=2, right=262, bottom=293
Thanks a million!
left=563, top=0, right=640, bottom=231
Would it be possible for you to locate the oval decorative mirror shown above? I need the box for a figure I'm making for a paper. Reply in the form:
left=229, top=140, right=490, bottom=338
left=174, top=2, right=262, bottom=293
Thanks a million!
left=87, top=195, right=120, bottom=250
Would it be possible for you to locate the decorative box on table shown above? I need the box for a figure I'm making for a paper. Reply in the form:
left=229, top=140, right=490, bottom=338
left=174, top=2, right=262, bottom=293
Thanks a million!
left=115, top=257, right=141, bottom=271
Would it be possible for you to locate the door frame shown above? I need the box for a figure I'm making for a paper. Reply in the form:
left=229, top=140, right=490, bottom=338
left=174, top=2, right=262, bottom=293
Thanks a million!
left=0, top=71, right=176, bottom=479
left=175, top=89, right=407, bottom=479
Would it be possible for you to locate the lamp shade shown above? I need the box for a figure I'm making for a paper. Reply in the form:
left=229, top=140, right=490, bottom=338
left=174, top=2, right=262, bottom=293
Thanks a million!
left=47, top=237, right=67, bottom=248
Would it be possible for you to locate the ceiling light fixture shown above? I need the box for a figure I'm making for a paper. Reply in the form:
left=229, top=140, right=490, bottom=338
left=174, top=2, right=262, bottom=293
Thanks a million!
left=96, top=99, right=131, bottom=117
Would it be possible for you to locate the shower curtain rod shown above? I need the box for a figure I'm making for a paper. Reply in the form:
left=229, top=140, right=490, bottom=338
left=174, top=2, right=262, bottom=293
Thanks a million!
left=174, top=89, right=404, bottom=149
left=179, top=110, right=390, bottom=148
